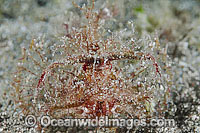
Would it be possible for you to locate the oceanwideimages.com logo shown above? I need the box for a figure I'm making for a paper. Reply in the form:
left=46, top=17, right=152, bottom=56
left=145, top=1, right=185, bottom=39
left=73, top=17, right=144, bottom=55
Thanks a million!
left=25, top=115, right=176, bottom=129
